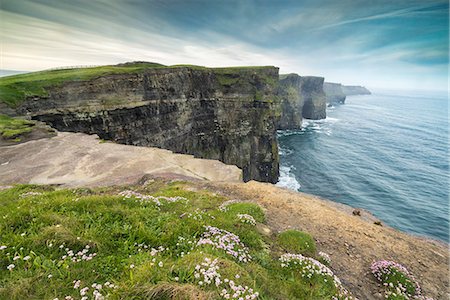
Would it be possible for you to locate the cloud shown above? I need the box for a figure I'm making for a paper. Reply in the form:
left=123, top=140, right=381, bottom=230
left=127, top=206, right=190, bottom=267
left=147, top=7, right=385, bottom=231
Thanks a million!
left=0, top=0, right=447, bottom=91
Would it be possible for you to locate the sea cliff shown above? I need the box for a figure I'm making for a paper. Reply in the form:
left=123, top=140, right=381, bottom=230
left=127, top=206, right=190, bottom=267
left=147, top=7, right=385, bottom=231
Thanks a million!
left=276, top=74, right=327, bottom=130
left=324, top=82, right=371, bottom=104
left=0, top=63, right=280, bottom=183
left=1, top=63, right=331, bottom=184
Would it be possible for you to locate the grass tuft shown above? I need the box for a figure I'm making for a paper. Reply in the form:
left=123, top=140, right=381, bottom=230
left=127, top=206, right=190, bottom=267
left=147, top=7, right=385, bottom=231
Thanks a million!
left=277, top=229, right=317, bottom=257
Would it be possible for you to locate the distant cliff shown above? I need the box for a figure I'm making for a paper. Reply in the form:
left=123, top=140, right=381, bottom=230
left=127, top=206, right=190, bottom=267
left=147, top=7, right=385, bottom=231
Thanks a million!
left=0, top=63, right=280, bottom=183
left=341, top=85, right=371, bottom=95
left=324, top=82, right=371, bottom=104
left=277, top=74, right=326, bottom=129
left=323, top=82, right=346, bottom=104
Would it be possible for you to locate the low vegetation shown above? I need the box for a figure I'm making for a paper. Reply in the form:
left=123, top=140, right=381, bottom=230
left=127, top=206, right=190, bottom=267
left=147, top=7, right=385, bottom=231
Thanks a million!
left=371, top=260, right=432, bottom=300
left=0, top=182, right=355, bottom=299
left=0, top=114, right=35, bottom=141
left=277, top=229, right=316, bottom=257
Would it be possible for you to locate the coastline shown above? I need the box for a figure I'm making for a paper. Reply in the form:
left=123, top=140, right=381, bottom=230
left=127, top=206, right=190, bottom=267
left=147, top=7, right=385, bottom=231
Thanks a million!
left=0, top=131, right=448, bottom=298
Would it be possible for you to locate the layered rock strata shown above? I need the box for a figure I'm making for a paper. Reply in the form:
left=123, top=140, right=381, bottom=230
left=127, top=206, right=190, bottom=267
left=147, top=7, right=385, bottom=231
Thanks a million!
left=13, top=66, right=280, bottom=183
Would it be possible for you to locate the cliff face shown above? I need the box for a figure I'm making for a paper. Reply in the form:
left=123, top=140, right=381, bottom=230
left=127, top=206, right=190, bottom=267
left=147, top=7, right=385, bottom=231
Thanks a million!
left=323, top=82, right=346, bottom=104
left=277, top=74, right=326, bottom=128
left=300, top=76, right=327, bottom=120
left=341, top=85, right=371, bottom=95
left=15, top=66, right=280, bottom=183
left=276, top=74, right=303, bottom=130
left=324, top=83, right=371, bottom=104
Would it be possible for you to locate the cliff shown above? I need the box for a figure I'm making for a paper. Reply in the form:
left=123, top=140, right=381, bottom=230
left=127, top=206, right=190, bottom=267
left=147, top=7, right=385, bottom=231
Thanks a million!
left=341, top=85, right=371, bottom=95
left=0, top=63, right=280, bottom=183
left=324, top=82, right=371, bottom=104
left=300, top=76, right=327, bottom=120
left=277, top=74, right=326, bottom=129
left=323, top=82, right=346, bottom=104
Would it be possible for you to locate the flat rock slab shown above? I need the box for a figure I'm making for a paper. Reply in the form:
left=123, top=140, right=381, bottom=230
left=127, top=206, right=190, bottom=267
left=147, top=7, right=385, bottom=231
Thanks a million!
left=0, top=132, right=242, bottom=187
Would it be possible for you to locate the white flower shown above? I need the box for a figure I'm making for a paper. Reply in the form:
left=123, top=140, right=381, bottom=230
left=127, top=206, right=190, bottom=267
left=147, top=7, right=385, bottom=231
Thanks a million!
left=48, top=274, right=53, bottom=278
left=0, top=245, right=6, bottom=250
left=23, top=255, right=31, bottom=261
left=174, top=277, right=179, bottom=281
left=129, top=264, right=135, bottom=269
left=7, top=264, right=15, bottom=271
left=158, top=261, right=163, bottom=267
left=13, top=256, right=20, bottom=261
left=73, top=280, right=81, bottom=289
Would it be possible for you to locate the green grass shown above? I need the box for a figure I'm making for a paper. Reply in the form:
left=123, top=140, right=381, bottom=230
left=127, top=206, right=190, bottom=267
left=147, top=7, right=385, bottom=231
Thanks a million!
left=0, top=62, right=278, bottom=108
left=277, top=230, right=317, bottom=257
left=0, top=114, right=35, bottom=140
left=0, top=63, right=165, bottom=107
left=0, top=182, right=352, bottom=299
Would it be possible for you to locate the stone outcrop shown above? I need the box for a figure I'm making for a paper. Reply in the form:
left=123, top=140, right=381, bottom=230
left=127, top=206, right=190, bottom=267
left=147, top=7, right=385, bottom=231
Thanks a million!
left=323, top=82, right=346, bottom=104
left=12, top=65, right=280, bottom=183
left=277, top=74, right=326, bottom=129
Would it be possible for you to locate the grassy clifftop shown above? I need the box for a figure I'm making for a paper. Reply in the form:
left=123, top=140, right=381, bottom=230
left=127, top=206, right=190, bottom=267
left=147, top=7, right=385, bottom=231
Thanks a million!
left=0, top=182, right=354, bottom=300
left=0, top=62, right=277, bottom=108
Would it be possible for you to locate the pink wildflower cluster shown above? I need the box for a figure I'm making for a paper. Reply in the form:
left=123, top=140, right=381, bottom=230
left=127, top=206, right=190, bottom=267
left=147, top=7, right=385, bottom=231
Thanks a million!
left=197, top=226, right=251, bottom=262
left=237, top=214, right=256, bottom=226
left=119, top=190, right=188, bottom=206
left=61, top=244, right=96, bottom=263
left=72, top=280, right=117, bottom=300
left=194, top=258, right=259, bottom=299
left=280, top=253, right=354, bottom=299
left=218, top=200, right=241, bottom=212
left=370, top=260, right=430, bottom=299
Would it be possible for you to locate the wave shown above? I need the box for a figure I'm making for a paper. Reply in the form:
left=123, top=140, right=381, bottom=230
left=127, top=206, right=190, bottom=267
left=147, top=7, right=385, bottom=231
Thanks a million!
left=276, top=165, right=301, bottom=191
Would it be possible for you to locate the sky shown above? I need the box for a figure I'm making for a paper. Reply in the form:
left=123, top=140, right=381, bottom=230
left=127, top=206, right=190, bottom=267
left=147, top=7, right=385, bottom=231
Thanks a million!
left=0, top=0, right=448, bottom=90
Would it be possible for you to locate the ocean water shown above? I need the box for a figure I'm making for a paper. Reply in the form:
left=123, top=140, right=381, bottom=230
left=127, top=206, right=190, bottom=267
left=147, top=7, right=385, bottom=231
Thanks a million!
left=277, top=89, right=449, bottom=243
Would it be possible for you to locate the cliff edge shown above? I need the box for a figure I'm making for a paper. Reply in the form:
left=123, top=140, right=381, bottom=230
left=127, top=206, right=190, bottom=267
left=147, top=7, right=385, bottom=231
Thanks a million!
left=0, top=63, right=280, bottom=183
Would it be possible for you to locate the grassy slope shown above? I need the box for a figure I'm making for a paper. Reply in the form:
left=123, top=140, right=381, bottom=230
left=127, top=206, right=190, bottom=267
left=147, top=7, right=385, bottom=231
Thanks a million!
left=0, top=182, right=352, bottom=300
left=0, top=63, right=277, bottom=108
left=0, top=115, right=35, bottom=140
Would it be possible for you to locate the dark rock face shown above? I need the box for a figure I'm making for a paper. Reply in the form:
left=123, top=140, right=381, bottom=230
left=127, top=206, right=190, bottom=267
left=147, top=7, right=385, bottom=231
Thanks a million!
left=276, top=74, right=303, bottom=130
left=21, top=67, right=280, bottom=183
left=277, top=74, right=326, bottom=128
left=323, top=82, right=346, bottom=104
left=300, top=76, right=327, bottom=120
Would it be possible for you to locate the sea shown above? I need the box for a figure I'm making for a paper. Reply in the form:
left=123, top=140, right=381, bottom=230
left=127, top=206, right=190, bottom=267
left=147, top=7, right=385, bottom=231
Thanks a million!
left=277, top=89, right=449, bottom=243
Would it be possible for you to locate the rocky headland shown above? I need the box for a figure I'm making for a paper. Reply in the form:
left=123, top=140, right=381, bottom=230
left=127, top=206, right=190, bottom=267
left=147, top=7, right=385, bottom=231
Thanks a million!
left=276, top=74, right=327, bottom=129
left=324, top=82, right=371, bottom=104
left=0, top=62, right=329, bottom=184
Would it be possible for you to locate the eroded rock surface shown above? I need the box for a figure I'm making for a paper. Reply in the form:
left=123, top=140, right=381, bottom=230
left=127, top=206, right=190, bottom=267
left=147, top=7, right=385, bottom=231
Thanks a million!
left=16, top=66, right=280, bottom=183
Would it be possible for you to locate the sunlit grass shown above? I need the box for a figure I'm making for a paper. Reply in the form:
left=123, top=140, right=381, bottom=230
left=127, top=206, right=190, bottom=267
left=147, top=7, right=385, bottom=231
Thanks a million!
left=0, top=182, right=353, bottom=299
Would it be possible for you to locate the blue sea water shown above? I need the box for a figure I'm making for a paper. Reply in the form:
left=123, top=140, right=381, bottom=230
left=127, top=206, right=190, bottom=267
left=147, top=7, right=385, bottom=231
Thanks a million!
left=277, top=89, right=449, bottom=243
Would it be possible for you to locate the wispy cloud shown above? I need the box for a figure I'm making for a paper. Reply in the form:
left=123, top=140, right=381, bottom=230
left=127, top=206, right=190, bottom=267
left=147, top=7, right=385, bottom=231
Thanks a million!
left=0, top=0, right=447, bottom=90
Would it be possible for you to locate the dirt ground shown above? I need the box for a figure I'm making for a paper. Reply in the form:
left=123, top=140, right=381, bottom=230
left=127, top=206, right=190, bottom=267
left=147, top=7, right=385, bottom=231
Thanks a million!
left=194, top=181, right=449, bottom=300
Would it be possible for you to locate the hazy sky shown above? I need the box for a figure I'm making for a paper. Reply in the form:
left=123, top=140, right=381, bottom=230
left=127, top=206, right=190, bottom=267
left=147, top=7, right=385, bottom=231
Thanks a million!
left=0, top=0, right=448, bottom=90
